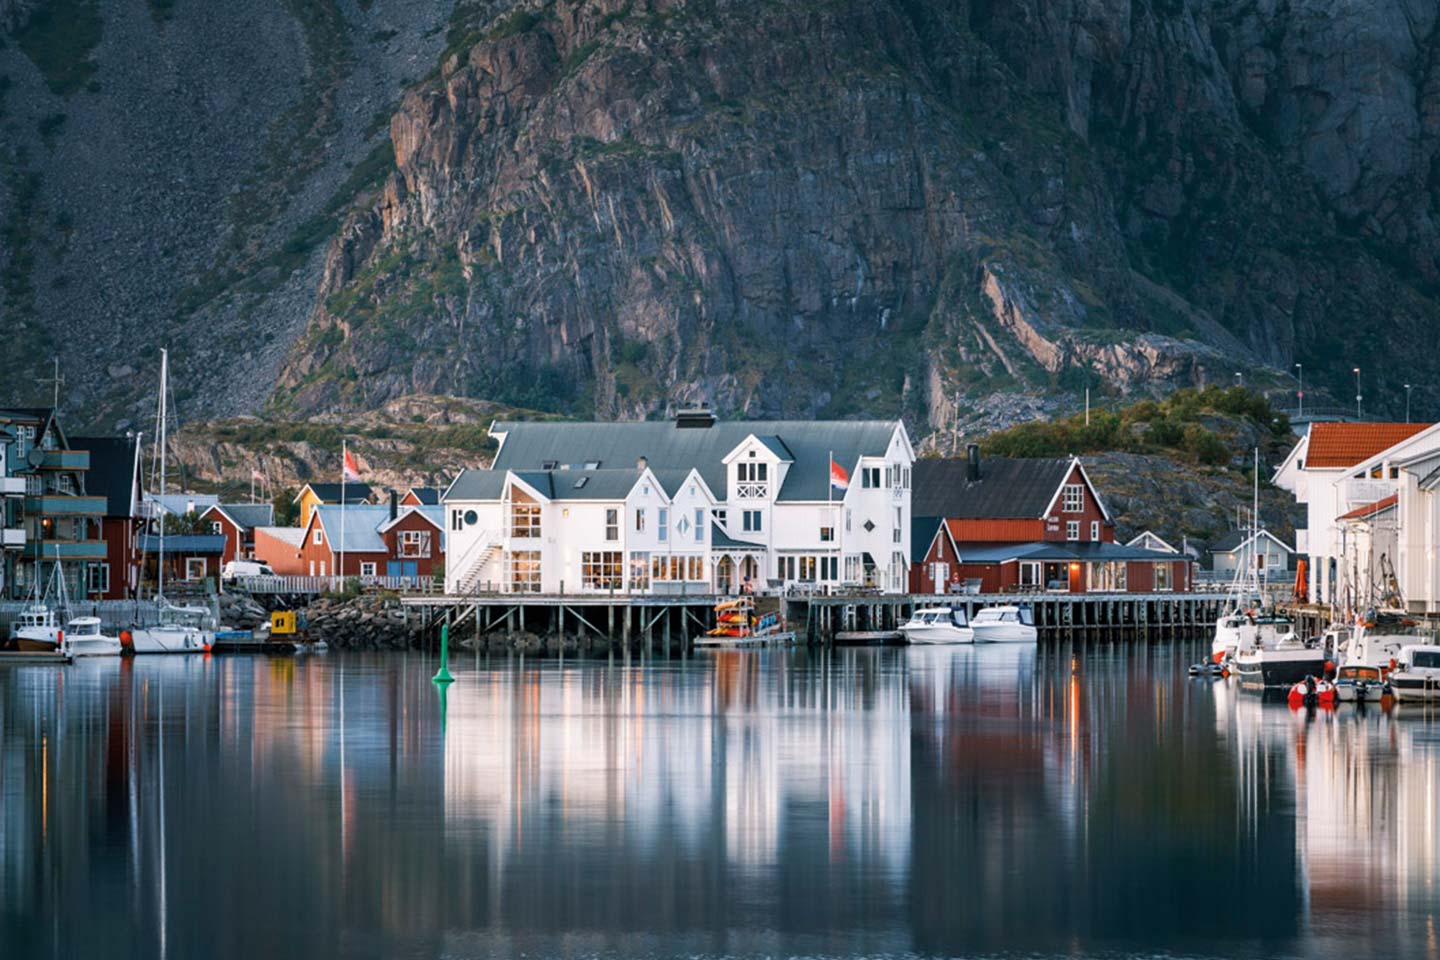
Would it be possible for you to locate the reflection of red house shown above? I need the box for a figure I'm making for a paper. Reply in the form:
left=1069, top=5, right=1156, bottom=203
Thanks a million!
left=198, top=503, right=274, bottom=566
left=911, top=446, right=1189, bottom=594
left=296, top=503, right=445, bottom=580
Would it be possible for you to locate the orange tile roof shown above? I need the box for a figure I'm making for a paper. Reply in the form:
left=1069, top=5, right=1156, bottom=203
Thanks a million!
left=1305, top=422, right=1432, bottom=468
left=1338, top=493, right=1398, bottom=521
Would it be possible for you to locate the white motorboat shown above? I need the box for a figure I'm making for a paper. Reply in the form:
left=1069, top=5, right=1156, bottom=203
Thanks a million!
left=1339, top=611, right=1417, bottom=679
left=1333, top=664, right=1386, bottom=702
left=1231, top=633, right=1325, bottom=688
left=1210, top=611, right=1297, bottom=664
left=969, top=605, right=1037, bottom=643
left=63, top=617, right=122, bottom=657
left=1389, top=644, right=1440, bottom=702
left=900, top=607, right=974, bottom=645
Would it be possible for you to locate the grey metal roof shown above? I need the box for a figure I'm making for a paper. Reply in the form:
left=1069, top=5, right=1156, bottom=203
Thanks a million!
left=447, top=469, right=508, bottom=501
left=405, top=487, right=442, bottom=505
left=298, top=482, right=374, bottom=503
left=139, top=533, right=226, bottom=554
left=144, top=492, right=220, bottom=516
left=1210, top=528, right=1291, bottom=555
left=215, top=503, right=274, bottom=531
left=711, top=523, right=765, bottom=550
left=912, top=457, right=1073, bottom=519
left=255, top=526, right=305, bottom=547
left=753, top=435, right=794, bottom=461
left=314, top=505, right=389, bottom=552
left=489, top=419, right=901, bottom=501
left=450, top=467, right=653, bottom=502
left=948, top=540, right=1185, bottom=563
left=910, top=516, right=948, bottom=563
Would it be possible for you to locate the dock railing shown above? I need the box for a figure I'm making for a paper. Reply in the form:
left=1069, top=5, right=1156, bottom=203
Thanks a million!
left=230, top=574, right=443, bottom=596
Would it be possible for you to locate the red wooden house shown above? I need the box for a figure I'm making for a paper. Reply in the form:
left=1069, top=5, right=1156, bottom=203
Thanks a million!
left=910, top=446, right=1190, bottom=595
left=199, top=503, right=275, bottom=566
left=296, top=501, right=445, bottom=581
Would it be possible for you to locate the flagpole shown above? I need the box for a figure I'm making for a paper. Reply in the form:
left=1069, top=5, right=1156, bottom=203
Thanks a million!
left=828, top=450, right=834, bottom=594
left=339, top=439, right=346, bottom=586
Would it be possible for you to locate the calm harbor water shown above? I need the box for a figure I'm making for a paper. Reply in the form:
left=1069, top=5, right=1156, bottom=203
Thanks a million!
left=1, top=643, right=1437, bottom=960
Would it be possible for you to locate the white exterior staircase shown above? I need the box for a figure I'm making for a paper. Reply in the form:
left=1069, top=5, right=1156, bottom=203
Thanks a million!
left=451, top=529, right=500, bottom=593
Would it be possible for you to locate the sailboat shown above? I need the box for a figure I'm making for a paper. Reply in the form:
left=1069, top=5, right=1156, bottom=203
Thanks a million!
left=125, top=349, right=214, bottom=655
left=1222, top=450, right=1324, bottom=688
left=1210, top=451, right=1297, bottom=664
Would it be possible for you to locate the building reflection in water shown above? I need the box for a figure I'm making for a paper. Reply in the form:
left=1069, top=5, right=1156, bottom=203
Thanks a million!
left=0, top=644, right=1437, bottom=959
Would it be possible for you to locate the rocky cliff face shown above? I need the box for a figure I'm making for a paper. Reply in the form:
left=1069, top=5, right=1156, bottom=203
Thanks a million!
left=275, top=0, right=1440, bottom=433
left=4, top=0, right=1438, bottom=436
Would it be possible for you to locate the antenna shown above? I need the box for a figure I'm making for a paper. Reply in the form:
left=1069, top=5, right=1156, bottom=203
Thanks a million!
left=36, top=357, right=64, bottom=409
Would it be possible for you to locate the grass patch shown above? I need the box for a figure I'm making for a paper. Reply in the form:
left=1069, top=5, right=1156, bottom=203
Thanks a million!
left=15, top=0, right=103, bottom=96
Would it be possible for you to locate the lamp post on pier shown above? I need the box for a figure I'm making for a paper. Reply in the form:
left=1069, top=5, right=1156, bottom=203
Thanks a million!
left=1294, top=363, right=1303, bottom=418
left=1405, top=383, right=1413, bottom=423
left=1353, top=367, right=1362, bottom=420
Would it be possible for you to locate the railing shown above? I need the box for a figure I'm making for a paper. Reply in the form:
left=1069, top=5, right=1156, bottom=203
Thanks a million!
left=734, top=482, right=768, bottom=499
left=232, top=574, right=442, bottom=595
left=451, top=529, right=500, bottom=592
left=0, top=597, right=221, bottom=633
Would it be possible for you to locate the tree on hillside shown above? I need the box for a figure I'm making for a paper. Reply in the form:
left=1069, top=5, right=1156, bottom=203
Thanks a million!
left=272, top=486, right=300, bottom=526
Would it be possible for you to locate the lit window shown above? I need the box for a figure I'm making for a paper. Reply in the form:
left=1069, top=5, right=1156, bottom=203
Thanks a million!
left=582, top=551, right=624, bottom=590
left=820, top=525, right=834, bottom=542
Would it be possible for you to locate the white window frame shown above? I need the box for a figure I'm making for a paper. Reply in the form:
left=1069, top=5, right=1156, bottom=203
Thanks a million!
left=582, top=551, right=624, bottom=590
left=185, top=558, right=207, bottom=581
left=1066, top=520, right=1080, bottom=541
left=658, top=507, right=669, bottom=542
left=87, top=563, right=110, bottom=594
left=1090, top=520, right=1099, bottom=541
left=820, top=524, right=834, bottom=543
left=211, top=521, right=224, bottom=536
left=635, top=508, right=646, bottom=533
left=605, top=508, right=619, bottom=542
left=360, top=561, right=377, bottom=577
left=1154, top=562, right=1171, bottom=592
left=313, top=528, right=323, bottom=545
left=1062, top=484, right=1084, bottom=513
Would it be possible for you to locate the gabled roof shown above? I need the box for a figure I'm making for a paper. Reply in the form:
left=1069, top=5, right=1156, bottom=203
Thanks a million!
left=377, top=505, right=444, bottom=533
left=912, top=457, right=1075, bottom=519
left=143, top=492, right=220, bottom=516
left=73, top=436, right=138, bottom=518
left=711, top=523, right=765, bottom=550
left=295, top=482, right=374, bottom=504
left=1209, top=528, right=1292, bottom=554
left=1304, top=422, right=1431, bottom=468
left=254, top=526, right=305, bottom=547
left=1125, top=530, right=1178, bottom=554
left=312, top=505, right=390, bottom=553
left=203, top=502, right=274, bottom=531
left=404, top=487, right=442, bottom=505
left=488, top=419, right=903, bottom=501
left=1338, top=494, right=1398, bottom=521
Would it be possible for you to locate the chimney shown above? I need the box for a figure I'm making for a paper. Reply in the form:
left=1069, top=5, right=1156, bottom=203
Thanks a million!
left=966, top=443, right=981, bottom=482
left=637, top=456, right=648, bottom=471
left=389, top=489, right=397, bottom=521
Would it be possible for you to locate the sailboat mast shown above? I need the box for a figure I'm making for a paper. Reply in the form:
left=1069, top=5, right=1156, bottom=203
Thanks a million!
left=1252, top=447, right=1260, bottom=599
left=157, top=349, right=168, bottom=602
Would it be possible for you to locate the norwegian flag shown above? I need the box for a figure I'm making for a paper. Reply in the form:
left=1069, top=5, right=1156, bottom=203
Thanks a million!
left=829, top=457, right=850, bottom=496
left=343, top=448, right=363, bottom=483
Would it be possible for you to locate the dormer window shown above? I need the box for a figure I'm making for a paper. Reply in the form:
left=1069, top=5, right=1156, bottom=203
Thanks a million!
left=736, top=461, right=768, bottom=499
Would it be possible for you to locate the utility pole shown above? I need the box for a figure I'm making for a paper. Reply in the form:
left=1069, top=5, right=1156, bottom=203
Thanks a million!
left=951, top=390, right=959, bottom=457
left=1353, top=367, right=1362, bottom=420
left=1405, top=383, right=1413, bottom=423
left=1294, top=363, right=1303, bottom=418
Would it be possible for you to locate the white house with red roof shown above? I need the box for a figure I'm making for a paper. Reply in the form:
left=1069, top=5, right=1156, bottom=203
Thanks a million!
left=1274, top=421, right=1431, bottom=605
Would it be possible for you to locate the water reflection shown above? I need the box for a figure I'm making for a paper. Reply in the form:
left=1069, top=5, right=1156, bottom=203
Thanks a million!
left=0, top=644, right=1437, bottom=959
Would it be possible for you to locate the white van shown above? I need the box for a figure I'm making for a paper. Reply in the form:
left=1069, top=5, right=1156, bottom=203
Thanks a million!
left=222, top=560, right=275, bottom=580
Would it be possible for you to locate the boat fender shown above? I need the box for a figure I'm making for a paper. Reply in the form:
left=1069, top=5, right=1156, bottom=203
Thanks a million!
left=119, top=630, right=135, bottom=656
left=1324, top=660, right=1335, bottom=677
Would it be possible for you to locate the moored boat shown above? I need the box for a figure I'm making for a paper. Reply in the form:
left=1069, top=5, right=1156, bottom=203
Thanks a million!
left=1389, top=644, right=1440, bottom=702
left=1334, top=664, right=1387, bottom=702
left=969, top=605, right=1036, bottom=643
left=1231, top=634, right=1324, bottom=688
left=900, top=607, right=974, bottom=645
left=63, top=618, right=122, bottom=658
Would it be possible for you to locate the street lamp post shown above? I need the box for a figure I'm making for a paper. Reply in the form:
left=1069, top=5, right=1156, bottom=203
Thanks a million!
left=1294, top=363, right=1303, bottom=418
left=1405, top=383, right=1413, bottom=423
left=1353, top=367, right=1362, bottom=420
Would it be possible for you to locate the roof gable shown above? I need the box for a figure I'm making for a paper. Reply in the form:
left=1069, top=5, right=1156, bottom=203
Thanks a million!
left=913, top=456, right=1074, bottom=519
left=296, top=482, right=374, bottom=504
left=1338, top=494, right=1398, bottom=521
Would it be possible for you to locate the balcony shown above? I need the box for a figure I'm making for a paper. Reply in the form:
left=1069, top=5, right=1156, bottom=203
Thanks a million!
left=22, top=539, right=107, bottom=560
left=40, top=449, right=89, bottom=470
left=0, top=477, right=23, bottom=496
left=1, top=528, right=23, bottom=548
left=24, top=494, right=107, bottom=516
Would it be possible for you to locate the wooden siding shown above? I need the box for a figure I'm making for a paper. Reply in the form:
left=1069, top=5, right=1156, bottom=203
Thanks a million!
left=1042, top=463, right=1112, bottom=543
left=944, top=518, right=1046, bottom=542
left=254, top=528, right=307, bottom=575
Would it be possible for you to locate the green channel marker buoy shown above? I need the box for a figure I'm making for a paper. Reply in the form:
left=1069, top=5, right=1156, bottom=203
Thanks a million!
left=433, top=623, right=455, bottom=684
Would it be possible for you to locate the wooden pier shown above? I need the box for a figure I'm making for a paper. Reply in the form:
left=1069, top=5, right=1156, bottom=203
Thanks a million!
left=401, top=591, right=1232, bottom=648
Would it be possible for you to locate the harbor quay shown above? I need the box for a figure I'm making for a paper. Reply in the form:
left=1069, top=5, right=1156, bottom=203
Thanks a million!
left=399, top=590, right=1234, bottom=649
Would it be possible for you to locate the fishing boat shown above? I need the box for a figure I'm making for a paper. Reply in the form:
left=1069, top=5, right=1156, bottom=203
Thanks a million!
left=125, top=348, right=214, bottom=655
left=1230, top=631, right=1323, bottom=688
left=694, top=597, right=795, bottom=647
left=11, top=553, right=68, bottom=652
left=1389, top=644, right=1440, bottom=702
left=1337, top=610, right=1417, bottom=679
left=899, top=606, right=974, bottom=645
left=969, top=605, right=1037, bottom=643
left=63, top=617, right=122, bottom=658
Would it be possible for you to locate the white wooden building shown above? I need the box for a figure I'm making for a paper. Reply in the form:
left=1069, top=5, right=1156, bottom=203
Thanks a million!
left=442, top=413, right=914, bottom=596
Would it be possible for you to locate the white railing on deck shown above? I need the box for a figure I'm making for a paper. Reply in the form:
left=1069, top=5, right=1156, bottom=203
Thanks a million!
left=453, top=529, right=500, bottom=593
left=232, top=575, right=441, bottom=595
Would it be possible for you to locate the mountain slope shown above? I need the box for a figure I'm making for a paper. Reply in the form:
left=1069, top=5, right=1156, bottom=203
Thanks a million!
left=276, top=0, right=1440, bottom=432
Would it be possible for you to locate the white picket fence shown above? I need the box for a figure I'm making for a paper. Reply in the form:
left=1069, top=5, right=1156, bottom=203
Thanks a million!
left=0, top=598, right=220, bottom=633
